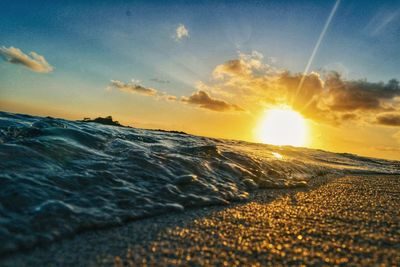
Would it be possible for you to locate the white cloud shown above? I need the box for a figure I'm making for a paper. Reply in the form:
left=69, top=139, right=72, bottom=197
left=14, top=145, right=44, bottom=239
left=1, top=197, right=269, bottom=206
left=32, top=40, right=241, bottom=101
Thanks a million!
left=0, top=46, right=53, bottom=73
left=175, top=24, right=189, bottom=40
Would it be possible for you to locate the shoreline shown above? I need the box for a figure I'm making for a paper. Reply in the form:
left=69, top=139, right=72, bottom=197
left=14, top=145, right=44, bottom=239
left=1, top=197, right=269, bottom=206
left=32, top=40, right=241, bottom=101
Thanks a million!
left=2, top=110, right=399, bottom=162
left=1, top=174, right=399, bottom=266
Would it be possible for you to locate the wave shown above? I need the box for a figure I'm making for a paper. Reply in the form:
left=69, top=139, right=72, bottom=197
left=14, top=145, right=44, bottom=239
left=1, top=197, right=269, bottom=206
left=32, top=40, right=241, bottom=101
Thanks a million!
left=0, top=111, right=398, bottom=254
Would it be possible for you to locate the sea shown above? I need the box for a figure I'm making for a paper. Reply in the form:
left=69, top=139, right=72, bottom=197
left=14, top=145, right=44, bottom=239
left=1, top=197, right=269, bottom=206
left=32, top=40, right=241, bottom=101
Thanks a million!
left=0, top=111, right=398, bottom=254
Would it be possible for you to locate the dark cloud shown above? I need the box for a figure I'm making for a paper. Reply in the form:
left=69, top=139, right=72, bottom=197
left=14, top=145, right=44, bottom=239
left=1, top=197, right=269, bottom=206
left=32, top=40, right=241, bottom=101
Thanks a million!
left=278, top=71, right=325, bottom=119
left=0, top=46, right=53, bottom=73
left=205, top=52, right=400, bottom=125
left=108, top=79, right=242, bottom=112
left=107, top=52, right=400, bottom=120
left=109, top=80, right=157, bottom=96
left=324, top=73, right=400, bottom=111
left=376, top=113, right=400, bottom=126
left=341, top=113, right=358, bottom=121
left=181, top=90, right=244, bottom=112
left=280, top=72, right=400, bottom=123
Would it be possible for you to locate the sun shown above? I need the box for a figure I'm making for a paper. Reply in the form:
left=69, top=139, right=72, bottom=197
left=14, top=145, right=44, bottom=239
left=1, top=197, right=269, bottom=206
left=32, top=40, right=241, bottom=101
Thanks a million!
left=255, top=107, right=308, bottom=147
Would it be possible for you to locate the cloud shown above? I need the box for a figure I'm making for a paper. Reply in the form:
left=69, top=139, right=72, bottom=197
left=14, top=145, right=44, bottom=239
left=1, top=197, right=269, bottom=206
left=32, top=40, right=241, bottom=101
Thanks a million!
left=277, top=72, right=400, bottom=123
left=108, top=79, right=243, bottom=112
left=0, top=46, right=53, bottom=73
left=199, top=51, right=400, bottom=124
left=150, top=78, right=170, bottom=84
left=340, top=113, right=359, bottom=121
left=107, top=51, right=399, bottom=120
left=108, top=80, right=157, bottom=96
left=165, top=95, right=177, bottom=101
left=175, top=24, right=189, bottom=40
left=213, top=51, right=267, bottom=79
left=181, top=90, right=244, bottom=112
left=158, top=92, right=177, bottom=101
left=324, top=74, right=400, bottom=111
left=376, top=113, right=400, bottom=126
left=108, top=79, right=178, bottom=102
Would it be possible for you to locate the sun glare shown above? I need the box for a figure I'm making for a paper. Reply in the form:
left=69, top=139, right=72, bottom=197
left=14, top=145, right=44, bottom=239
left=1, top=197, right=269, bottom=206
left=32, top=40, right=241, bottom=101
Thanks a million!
left=256, top=107, right=308, bottom=147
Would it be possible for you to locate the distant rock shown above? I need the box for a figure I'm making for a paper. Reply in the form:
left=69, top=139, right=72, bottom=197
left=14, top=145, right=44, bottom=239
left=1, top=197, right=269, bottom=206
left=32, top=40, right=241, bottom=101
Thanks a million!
left=78, top=116, right=127, bottom=127
left=151, top=129, right=188, bottom=135
left=78, top=116, right=188, bottom=134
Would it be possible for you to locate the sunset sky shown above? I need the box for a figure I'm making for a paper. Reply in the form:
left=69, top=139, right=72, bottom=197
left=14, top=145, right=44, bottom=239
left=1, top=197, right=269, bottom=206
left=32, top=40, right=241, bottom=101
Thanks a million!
left=1, top=0, right=400, bottom=160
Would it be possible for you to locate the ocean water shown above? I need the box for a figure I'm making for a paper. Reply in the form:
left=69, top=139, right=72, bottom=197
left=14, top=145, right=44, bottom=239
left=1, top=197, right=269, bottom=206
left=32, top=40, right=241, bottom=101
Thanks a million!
left=0, top=111, right=398, bottom=254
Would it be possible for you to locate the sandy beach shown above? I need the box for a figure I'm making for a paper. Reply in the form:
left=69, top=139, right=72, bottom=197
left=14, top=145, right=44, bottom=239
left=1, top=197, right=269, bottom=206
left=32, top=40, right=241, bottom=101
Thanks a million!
left=1, top=174, right=399, bottom=266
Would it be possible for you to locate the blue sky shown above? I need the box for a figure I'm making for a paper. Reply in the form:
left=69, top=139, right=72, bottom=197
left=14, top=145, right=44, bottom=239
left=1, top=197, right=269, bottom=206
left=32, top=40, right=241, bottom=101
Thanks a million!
left=1, top=0, right=400, bottom=159
left=1, top=0, right=399, bottom=92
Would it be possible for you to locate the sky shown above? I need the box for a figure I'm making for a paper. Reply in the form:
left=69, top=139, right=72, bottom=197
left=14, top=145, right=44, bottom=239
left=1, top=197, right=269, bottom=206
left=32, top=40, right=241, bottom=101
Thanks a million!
left=0, top=0, right=400, bottom=160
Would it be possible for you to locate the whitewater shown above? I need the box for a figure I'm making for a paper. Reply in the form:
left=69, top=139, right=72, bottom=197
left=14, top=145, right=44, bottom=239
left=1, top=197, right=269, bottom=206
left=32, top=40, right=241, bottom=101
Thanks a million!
left=0, top=111, right=398, bottom=255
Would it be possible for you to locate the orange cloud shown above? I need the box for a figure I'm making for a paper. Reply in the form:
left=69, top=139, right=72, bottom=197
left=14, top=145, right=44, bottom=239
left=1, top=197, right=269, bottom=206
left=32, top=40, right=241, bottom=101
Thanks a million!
left=213, top=51, right=268, bottom=79
left=202, top=51, right=400, bottom=125
left=108, top=79, right=243, bottom=112
left=108, top=52, right=399, bottom=121
left=376, top=113, right=400, bottom=126
left=108, top=80, right=157, bottom=96
left=181, top=90, right=244, bottom=112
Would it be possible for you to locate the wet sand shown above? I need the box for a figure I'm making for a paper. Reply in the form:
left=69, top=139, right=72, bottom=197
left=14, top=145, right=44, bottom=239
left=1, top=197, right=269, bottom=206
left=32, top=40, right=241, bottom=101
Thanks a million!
left=1, top=174, right=399, bottom=266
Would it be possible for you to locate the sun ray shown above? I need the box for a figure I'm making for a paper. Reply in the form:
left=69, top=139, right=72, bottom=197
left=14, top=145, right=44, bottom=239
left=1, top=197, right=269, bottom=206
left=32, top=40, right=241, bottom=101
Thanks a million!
left=291, top=0, right=341, bottom=106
